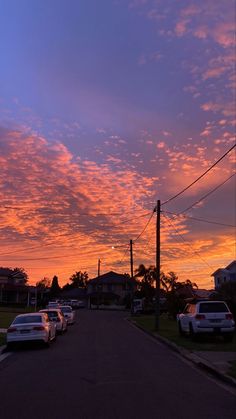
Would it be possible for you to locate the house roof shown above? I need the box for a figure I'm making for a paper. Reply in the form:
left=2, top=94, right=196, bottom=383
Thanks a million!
left=211, top=260, right=236, bottom=276
left=0, top=268, right=13, bottom=277
left=211, top=268, right=229, bottom=276
left=88, top=271, right=135, bottom=285
left=193, top=289, right=213, bottom=298
left=0, top=268, right=26, bottom=278
left=225, top=260, right=236, bottom=271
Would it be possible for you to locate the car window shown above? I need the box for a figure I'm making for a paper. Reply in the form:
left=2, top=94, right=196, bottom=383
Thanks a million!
left=199, top=302, right=229, bottom=313
left=13, top=315, right=42, bottom=324
left=189, top=305, right=196, bottom=314
left=61, top=307, right=72, bottom=313
left=42, top=311, right=59, bottom=319
left=183, top=305, right=191, bottom=314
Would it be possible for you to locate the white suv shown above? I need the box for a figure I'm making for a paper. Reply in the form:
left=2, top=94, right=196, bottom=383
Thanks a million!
left=178, top=300, right=235, bottom=342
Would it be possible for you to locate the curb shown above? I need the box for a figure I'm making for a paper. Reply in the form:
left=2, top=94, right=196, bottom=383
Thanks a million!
left=128, top=318, right=236, bottom=389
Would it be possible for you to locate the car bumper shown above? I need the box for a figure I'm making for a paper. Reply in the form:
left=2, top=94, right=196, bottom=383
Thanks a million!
left=194, top=326, right=235, bottom=334
left=7, top=331, right=48, bottom=343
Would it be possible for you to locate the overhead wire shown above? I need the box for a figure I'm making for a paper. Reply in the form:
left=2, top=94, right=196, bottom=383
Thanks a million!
left=133, top=209, right=155, bottom=242
left=162, top=213, right=214, bottom=271
left=162, top=143, right=236, bottom=206
left=162, top=211, right=236, bottom=228
left=179, top=172, right=236, bottom=214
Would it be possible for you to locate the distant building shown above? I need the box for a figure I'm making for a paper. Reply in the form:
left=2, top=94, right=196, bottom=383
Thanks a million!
left=211, top=260, right=236, bottom=289
left=87, top=271, right=137, bottom=309
left=0, top=267, right=28, bottom=304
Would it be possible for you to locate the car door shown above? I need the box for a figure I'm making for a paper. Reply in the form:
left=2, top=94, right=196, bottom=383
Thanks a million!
left=180, top=304, right=191, bottom=332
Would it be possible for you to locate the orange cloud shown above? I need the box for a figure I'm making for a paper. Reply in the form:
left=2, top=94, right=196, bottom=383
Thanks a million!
left=0, top=126, right=235, bottom=289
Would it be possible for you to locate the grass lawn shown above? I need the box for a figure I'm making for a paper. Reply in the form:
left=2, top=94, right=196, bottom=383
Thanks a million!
left=0, top=307, right=35, bottom=329
left=132, top=314, right=236, bottom=352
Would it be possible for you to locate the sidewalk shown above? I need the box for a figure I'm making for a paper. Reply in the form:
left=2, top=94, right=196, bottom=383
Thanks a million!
left=129, top=319, right=236, bottom=388
left=162, top=339, right=236, bottom=387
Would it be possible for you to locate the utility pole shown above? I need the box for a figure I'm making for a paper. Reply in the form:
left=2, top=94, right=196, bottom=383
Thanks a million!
left=155, top=199, right=161, bottom=331
left=130, top=239, right=134, bottom=279
left=98, top=258, right=101, bottom=277
left=130, top=239, right=134, bottom=314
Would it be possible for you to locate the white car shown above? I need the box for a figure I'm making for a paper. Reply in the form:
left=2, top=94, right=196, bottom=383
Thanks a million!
left=40, top=309, right=67, bottom=334
left=59, top=305, right=75, bottom=325
left=7, top=313, right=56, bottom=348
left=178, top=300, right=235, bottom=341
left=47, top=301, right=60, bottom=309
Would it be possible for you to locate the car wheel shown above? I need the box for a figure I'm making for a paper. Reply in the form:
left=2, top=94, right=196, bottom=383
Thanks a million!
left=178, top=321, right=185, bottom=337
left=6, top=343, right=14, bottom=351
left=44, top=334, right=51, bottom=348
left=189, top=323, right=196, bottom=341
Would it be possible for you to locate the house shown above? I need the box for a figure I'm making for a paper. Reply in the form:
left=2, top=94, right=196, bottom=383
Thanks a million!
left=0, top=267, right=28, bottom=304
left=60, top=287, right=87, bottom=304
left=87, top=271, right=137, bottom=309
left=211, top=260, right=236, bottom=289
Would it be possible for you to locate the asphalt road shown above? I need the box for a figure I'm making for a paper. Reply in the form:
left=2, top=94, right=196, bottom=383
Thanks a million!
left=0, top=310, right=235, bottom=419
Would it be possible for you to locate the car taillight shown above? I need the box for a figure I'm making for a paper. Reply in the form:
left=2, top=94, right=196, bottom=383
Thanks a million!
left=7, top=327, right=17, bottom=333
left=33, top=326, right=45, bottom=331
left=225, top=313, right=233, bottom=320
left=195, top=314, right=205, bottom=320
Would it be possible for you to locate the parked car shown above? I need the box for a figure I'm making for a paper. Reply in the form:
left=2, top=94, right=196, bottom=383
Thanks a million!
left=177, top=300, right=235, bottom=341
left=47, top=301, right=60, bottom=309
left=77, top=300, right=86, bottom=308
left=39, top=309, right=67, bottom=334
left=59, top=305, right=75, bottom=325
left=7, top=313, right=56, bottom=348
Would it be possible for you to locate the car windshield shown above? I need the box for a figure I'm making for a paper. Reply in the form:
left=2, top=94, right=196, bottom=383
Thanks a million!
left=13, top=315, right=43, bottom=324
left=199, top=302, right=229, bottom=313
left=41, top=310, right=59, bottom=318
left=46, top=311, right=59, bottom=319
left=61, top=307, right=72, bottom=313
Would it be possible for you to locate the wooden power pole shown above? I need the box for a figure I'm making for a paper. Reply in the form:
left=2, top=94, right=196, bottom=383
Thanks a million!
left=130, top=239, right=134, bottom=314
left=98, top=258, right=101, bottom=277
left=130, top=239, right=134, bottom=279
left=155, top=200, right=161, bottom=331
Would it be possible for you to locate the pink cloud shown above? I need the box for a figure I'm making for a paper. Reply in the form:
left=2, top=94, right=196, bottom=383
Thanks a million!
left=157, top=141, right=166, bottom=149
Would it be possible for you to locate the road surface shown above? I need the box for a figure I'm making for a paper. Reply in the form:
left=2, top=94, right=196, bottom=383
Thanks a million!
left=0, top=310, right=235, bottom=419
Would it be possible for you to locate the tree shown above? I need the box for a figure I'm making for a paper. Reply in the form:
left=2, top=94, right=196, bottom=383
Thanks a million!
left=36, top=277, right=51, bottom=306
left=161, top=272, right=198, bottom=318
left=135, top=264, right=156, bottom=301
left=69, top=271, right=88, bottom=288
left=36, top=277, right=51, bottom=290
left=50, top=275, right=61, bottom=297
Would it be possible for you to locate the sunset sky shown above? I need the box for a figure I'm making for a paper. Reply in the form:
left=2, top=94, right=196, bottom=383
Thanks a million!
left=0, top=0, right=235, bottom=289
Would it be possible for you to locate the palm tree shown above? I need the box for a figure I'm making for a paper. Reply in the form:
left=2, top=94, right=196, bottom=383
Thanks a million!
left=135, top=264, right=156, bottom=300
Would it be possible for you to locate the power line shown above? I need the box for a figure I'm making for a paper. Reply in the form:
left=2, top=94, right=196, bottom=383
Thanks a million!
left=162, top=143, right=236, bottom=206
left=162, top=213, right=214, bottom=271
left=162, top=210, right=236, bottom=228
left=133, top=210, right=155, bottom=242
left=179, top=172, right=236, bottom=214
left=117, top=246, right=130, bottom=265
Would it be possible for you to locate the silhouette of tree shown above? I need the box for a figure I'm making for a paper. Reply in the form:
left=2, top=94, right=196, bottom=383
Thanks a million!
left=69, top=271, right=88, bottom=288
left=50, top=275, right=61, bottom=297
